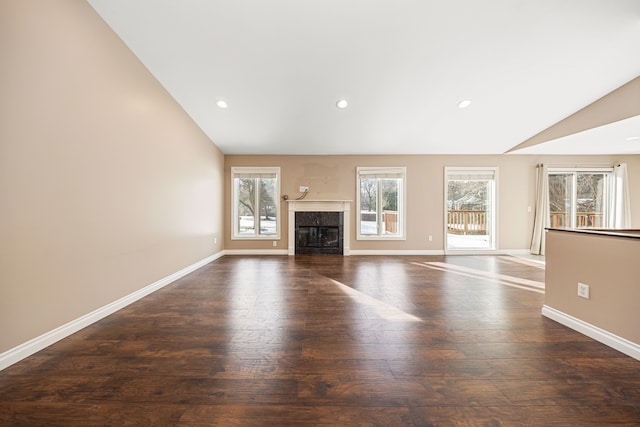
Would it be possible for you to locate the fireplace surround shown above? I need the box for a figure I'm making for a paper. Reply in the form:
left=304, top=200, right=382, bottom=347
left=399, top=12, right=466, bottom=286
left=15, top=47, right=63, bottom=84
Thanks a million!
left=287, top=200, right=351, bottom=255
left=295, top=212, right=343, bottom=255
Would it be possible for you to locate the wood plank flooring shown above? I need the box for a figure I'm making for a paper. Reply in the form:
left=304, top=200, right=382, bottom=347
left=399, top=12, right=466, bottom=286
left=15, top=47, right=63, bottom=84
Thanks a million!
left=1, top=255, right=639, bottom=426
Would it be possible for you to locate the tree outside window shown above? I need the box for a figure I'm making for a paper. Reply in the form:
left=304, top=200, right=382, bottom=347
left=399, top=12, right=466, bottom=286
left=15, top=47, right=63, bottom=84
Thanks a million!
left=232, top=167, right=280, bottom=239
left=548, top=170, right=609, bottom=228
left=357, top=167, right=405, bottom=239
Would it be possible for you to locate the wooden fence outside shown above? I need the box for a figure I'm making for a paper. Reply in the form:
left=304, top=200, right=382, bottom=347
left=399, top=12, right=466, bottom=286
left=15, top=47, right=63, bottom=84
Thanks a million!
left=447, top=210, right=487, bottom=235
left=447, top=210, right=604, bottom=235
left=383, top=211, right=398, bottom=234
left=550, top=212, right=603, bottom=228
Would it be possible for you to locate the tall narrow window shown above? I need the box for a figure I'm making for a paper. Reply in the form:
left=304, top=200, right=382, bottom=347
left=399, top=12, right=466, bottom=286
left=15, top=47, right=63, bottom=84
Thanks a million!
left=548, top=169, right=611, bottom=229
left=357, top=167, right=406, bottom=240
left=231, top=167, right=280, bottom=239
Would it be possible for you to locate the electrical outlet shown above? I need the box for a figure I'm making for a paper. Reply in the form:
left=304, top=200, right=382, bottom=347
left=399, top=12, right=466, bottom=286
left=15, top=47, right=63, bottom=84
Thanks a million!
left=272, top=241, right=277, bottom=247
left=428, top=235, right=433, bottom=241
left=299, top=186, right=309, bottom=193
left=214, top=237, right=217, bottom=244
left=577, top=283, right=590, bottom=299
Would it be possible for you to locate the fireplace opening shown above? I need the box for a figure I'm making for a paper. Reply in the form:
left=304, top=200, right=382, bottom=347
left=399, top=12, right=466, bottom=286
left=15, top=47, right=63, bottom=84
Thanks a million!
left=298, top=226, right=339, bottom=248
left=295, top=211, right=343, bottom=255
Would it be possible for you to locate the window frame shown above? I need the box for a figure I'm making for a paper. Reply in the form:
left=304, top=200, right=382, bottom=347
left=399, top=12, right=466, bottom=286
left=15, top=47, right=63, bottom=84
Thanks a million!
left=231, top=166, right=281, bottom=240
left=356, top=166, right=406, bottom=240
left=547, top=167, right=612, bottom=229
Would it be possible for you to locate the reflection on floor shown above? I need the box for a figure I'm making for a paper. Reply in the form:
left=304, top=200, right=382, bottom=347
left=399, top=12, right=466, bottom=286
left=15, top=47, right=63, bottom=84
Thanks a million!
left=2, top=254, right=639, bottom=426
left=413, top=259, right=545, bottom=294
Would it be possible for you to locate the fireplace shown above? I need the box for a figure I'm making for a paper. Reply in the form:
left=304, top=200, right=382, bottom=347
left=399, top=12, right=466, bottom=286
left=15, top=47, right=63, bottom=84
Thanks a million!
left=295, top=212, right=343, bottom=255
left=287, top=200, right=351, bottom=256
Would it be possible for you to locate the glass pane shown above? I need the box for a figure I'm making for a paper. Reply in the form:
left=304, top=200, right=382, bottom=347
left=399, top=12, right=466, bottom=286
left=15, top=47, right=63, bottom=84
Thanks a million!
left=548, top=174, right=573, bottom=228
left=576, top=173, right=605, bottom=228
left=236, top=178, right=255, bottom=235
left=258, top=178, right=277, bottom=235
left=447, top=179, right=491, bottom=249
left=381, top=178, right=400, bottom=235
left=297, top=226, right=340, bottom=248
left=360, top=178, right=377, bottom=235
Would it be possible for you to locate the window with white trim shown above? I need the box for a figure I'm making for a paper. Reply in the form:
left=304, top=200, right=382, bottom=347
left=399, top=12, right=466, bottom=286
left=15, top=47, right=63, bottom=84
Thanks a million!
left=357, top=167, right=406, bottom=240
left=548, top=168, right=612, bottom=228
left=231, top=167, right=280, bottom=239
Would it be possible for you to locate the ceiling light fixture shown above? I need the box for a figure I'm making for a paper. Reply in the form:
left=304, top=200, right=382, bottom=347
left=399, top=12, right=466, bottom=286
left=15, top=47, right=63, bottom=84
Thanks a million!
left=216, top=99, right=228, bottom=109
left=336, top=99, right=348, bottom=109
left=626, top=136, right=640, bottom=141
left=457, top=99, right=472, bottom=109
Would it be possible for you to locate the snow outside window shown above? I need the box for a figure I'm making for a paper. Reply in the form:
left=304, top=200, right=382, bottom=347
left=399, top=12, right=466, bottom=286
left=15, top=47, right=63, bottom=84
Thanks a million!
left=357, top=167, right=406, bottom=240
left=232, top=167, right=280, bottom=239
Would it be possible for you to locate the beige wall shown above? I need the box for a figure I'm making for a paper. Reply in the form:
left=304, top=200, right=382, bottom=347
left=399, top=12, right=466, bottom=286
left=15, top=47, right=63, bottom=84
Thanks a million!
left=225, top=154, right=640, bottom=252
left=545, top=230, right=640, bottom=344
left=0, top=1, right=224, bottom=353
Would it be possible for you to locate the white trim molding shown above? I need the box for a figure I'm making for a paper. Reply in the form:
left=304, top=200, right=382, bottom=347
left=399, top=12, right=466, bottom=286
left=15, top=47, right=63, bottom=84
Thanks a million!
left=345, top=248, right=530, bottom=256
left=542, top=305, right=640, bottom=361
left=223, top=249, right=289, bottom=256
left=0, top=251, right=224, bottom=371
left=349, top=249, right=445, bottom=256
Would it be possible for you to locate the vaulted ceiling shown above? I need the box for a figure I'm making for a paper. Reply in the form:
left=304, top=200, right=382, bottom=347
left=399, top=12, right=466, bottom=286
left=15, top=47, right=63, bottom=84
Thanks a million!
left=88, top=0, right=640, bottom=155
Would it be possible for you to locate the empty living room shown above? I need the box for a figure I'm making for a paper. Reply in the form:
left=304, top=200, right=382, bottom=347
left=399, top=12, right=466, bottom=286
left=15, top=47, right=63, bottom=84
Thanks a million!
left=1, top=1, right=639, bottom=425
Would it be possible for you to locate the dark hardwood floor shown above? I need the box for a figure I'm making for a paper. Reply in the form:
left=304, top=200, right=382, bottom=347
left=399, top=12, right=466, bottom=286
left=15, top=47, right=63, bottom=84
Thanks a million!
left=1, top=255, right=639, bottom=426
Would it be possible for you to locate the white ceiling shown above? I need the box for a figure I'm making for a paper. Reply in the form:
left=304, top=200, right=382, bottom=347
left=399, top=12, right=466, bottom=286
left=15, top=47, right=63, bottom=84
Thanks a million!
left=87, top=0, right=640, bottom=155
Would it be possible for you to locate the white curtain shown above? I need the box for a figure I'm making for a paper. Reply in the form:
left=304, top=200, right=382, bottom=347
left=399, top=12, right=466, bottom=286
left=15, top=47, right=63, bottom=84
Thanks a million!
left=608, top=163, right=631, bottom=229
left=530, top=164, right=549, bottom=255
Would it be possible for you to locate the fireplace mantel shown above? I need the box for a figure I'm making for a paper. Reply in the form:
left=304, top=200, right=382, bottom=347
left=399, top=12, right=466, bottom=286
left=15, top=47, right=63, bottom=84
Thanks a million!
left=287, top=200, right=351, bottom=255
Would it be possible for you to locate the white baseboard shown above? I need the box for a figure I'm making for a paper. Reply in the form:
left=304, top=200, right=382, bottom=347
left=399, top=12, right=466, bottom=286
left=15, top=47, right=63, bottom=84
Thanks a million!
left=222, top=248, right=531, bottom=257
left=444, top=248, right=532, bottom=256
left=349, top=249, right=446, bottom=256
left=542, top=305, right=640, bottom=361
left=0, top=251, right=224, bottom=371
left=223, top=249, right=289, bottom=256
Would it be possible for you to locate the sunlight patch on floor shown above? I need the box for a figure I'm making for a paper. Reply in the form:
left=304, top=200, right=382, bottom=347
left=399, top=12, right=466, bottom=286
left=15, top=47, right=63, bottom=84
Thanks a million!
left=499, top=255, right=545, bottom=269
left=411, top=261, right=545, bottom=294
left=329, top=279, right=423, bottom=323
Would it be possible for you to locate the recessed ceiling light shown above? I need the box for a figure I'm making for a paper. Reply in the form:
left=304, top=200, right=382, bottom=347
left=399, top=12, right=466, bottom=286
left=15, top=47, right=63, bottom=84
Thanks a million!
left=336, top=99, right=348, bottom=109
left=626, top=136, right=640, bottom=141
left=216, top=100, right=228, bottom=109
left=457, top=99, right=472, bottom=109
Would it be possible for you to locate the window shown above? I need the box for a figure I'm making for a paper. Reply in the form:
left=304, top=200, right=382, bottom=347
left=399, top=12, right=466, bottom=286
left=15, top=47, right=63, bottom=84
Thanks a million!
left=548, top=168, right=611, bottom=228
left=357, top=167, right=406, bottom=240
left=231, top=167, right=280, bottom=239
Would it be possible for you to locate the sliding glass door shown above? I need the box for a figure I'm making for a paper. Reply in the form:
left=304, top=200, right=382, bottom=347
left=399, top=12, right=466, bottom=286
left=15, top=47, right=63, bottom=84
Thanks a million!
left=445, top=167, right=497, bottom=251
